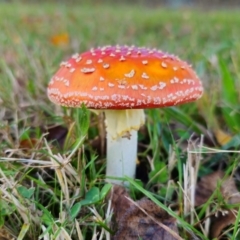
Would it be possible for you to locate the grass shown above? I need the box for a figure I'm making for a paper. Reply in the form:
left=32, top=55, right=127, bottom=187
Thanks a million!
left=1, top=2, right=240, bottom=239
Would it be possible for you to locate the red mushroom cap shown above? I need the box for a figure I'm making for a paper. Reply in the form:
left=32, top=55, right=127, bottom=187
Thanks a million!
left=48, top=45, right=203, bottom=109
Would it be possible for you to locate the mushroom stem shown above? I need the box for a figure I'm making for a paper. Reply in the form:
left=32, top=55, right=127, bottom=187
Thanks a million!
left=106, top=130, right=138, bottom=185
left=104, top=109, right=145, bottom=185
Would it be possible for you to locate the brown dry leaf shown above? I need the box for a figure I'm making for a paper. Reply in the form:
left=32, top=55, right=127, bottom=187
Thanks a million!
left=46, top=125, right=68, bottom=148
left=213, top=128, right=232, bottom=146
left=19, top=138, right=39, bottom=149
left=109, top=185, right=179, bottom=240
left=19, top=125, right=68, bottom=151
left=17, top=138, right=43, bottom=157
left=195, top=171, right=240, bottom=239
left=50, top=33, right=69, bottom=46
left=114, top=198, right=180, bottom=240
left=0, top=226, right=15, bottom=240
left=195, top=171, right=240, bottom=206
left=211, top=175, right=240, bottom=239
left=108, top=185, right=132, bottom=232
left=210, top=211, right=236, bottom=239
left=195, top=171, right=224, bottom=206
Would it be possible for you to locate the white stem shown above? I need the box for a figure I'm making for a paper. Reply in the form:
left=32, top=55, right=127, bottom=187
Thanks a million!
left=106, top=130, right=137, bottom=185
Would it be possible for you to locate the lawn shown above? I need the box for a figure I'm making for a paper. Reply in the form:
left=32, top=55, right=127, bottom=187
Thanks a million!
left=1, top=2, right=240, bottom=239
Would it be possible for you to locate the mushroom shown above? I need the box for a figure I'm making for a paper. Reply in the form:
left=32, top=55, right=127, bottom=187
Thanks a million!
left=47, top=45, right=203, bottom=185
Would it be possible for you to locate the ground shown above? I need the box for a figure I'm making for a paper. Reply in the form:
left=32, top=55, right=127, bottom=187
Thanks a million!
left=0, top=2, right=240, bottom=239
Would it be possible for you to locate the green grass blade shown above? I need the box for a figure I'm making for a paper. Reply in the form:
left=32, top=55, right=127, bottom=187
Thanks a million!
left=218, top=56, right=240, bottom=131
left=126, top=177, right=207, bottom=240
left=163, top=107, right=202, bottom=133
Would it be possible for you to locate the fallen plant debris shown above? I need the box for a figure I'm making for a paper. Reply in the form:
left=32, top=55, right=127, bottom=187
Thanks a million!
left=45, top=125, right=68, bottom=148
left=0, top=226, right=15, bottom=240
left=1, top=2, right=240, bottom=239
left=109, top=185, right=180, bottom=240
left=195, top=171, right=240, bottom=239
left=107, top=185, right=132, bottom=232
left=50, top=32, right=69, bottom=46
left=195, top=171, right=240, bottom=207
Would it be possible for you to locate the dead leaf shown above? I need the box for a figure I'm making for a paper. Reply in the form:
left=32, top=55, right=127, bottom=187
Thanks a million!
left=0, top=226, right=15, bottom=240
left=50, top=33, right=69, bottom=46
left=211, top=175, right=240, bottom=239
left=108, top=185, right=132, bottom=232
left=114, top=198, right=180, bottom=240
left=195, top=171, right=224, bottom=206
left=18, top=125, right=68, bottom=151
left=195, top=171, right=240, bottom=206
left=210, top=210, right=236, bottom=239
left=45, top=125, right=68, bottom=148
left=195, top=171, right=240, bottom=239
left=213, top=128, right=232, bottom=146
left=19, top=138, right=39, bottom=149
left=108, top=185, right=179, bottom=240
